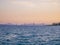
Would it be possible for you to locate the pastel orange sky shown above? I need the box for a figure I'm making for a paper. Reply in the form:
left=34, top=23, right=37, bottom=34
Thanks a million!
left=0, top=0, right=60, bottom=24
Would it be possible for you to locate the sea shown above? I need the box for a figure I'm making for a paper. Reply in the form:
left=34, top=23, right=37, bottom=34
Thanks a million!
left=0, top=25, right=60, bottom=45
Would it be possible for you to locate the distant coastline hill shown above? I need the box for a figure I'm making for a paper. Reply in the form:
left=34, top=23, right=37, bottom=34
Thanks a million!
left=48, top=22, right=60, bottom=26
left=52, top=22, right=60, bottom=26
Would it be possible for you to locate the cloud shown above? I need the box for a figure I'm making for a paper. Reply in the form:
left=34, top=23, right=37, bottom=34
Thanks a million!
left=11, top=0, right=59, bottom=7
left=0, top=0, right=59, bottom=10
left=11, top=1, right=36, bottom=8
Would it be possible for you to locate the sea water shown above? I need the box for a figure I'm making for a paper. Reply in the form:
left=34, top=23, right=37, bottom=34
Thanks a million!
left=0, top=25, right=60, bottom=45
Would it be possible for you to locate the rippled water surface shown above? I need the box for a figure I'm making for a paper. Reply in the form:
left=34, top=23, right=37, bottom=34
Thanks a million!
left=0, top=25, right=60, bottom=45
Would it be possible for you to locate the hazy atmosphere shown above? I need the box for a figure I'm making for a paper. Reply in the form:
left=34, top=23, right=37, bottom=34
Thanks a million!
left=0, top=0, right=60, bottom=24
left=0, top=0, right=60, bottom=45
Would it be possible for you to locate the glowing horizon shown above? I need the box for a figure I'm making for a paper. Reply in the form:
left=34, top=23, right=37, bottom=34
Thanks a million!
left=0, top=0, right=60, bottom=24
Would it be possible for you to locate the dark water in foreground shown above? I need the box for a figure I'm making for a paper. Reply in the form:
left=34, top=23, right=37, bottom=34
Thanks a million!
left=0, top=25, right=60, bottom=45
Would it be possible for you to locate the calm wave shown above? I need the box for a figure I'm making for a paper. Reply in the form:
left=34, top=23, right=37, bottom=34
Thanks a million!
left=0, top=25, right=60, bottom=45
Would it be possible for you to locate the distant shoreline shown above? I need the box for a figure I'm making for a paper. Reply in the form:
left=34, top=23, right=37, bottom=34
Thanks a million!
left=0, top=22, right=60, bottom=26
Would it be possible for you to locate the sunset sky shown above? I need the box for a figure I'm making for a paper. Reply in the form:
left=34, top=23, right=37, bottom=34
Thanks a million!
left=0, top=0, right=60, bottom=24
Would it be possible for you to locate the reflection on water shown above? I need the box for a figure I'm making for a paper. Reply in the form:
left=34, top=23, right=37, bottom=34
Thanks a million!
left=0, top=25, right=60, bottom=45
